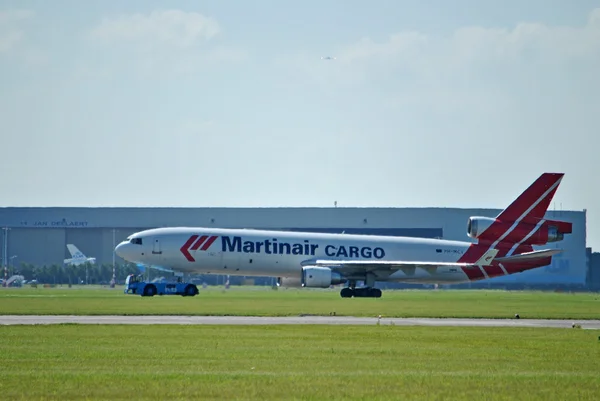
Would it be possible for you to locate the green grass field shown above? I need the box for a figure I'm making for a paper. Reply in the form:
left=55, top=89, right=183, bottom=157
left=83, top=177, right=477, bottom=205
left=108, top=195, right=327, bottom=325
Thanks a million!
left=0, top=324, right=598, bottom=400
left=0, top=286, right=598, bottom=319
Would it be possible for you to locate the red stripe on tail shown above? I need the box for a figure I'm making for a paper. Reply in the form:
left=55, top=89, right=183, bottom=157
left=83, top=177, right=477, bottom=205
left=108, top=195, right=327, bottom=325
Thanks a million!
left=482, top=265, right=505, bottom=278
left=495, top=173, right=563, bottom=224
left=475, top=173, right=564, bottom=245
left=461, top=266, right=486, bottom=280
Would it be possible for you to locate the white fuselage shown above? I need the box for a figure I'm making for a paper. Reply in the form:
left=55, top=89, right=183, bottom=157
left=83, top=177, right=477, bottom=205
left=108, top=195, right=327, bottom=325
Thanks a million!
left=115, top=227, right=476, bottom=284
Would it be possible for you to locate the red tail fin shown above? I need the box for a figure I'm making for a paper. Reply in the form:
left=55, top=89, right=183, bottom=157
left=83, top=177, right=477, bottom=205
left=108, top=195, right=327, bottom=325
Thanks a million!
left=466, top=173, right=572, bottom=247
left=495, top=172, right=564, bottom=225
left=460, top=173, right=572, bottom=272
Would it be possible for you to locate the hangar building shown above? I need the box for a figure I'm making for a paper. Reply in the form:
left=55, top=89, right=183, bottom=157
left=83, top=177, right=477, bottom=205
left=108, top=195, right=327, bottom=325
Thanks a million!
left=0, top=207, right=589, bottom=287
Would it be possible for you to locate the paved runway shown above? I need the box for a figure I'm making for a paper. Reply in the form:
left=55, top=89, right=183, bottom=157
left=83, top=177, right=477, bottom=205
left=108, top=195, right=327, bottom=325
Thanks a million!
left=1, top=315, right=600, bottom=329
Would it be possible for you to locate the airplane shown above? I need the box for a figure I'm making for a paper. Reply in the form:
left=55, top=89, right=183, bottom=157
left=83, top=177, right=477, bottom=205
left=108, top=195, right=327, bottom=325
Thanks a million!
left=114, top=173, right=573, bottom=298
left=321, top=56, right=336, bottom=60
left=63, top=244, right=96, bottom=266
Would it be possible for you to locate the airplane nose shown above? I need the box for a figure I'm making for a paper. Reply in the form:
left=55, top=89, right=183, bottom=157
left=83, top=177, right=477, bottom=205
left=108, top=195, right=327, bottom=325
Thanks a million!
left=114, top=242, right=129, bottom=260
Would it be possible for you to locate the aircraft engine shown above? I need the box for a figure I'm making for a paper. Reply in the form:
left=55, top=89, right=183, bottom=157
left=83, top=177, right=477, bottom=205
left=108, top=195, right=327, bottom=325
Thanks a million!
left=467, top=217, right=496, bottom=239
left=546, top=226, right=564, bottom=242
left=467, top=216, right=571, bottom=245
left=301, top=266, right=345, bottom=288
left=276, top=276, right=303, bottom=288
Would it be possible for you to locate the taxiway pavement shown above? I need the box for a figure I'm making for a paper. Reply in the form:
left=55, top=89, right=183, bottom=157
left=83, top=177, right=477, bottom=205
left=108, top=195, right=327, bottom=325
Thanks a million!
left=1, top=315, right=600, bottom=329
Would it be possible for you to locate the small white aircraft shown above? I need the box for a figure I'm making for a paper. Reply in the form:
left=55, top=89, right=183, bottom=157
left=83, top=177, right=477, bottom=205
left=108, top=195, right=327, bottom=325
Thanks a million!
left=115, top=173, right=572, bottom=298
left=64, top=244, right=96, bottom=266
left=321, top=56, right=336, bottom=60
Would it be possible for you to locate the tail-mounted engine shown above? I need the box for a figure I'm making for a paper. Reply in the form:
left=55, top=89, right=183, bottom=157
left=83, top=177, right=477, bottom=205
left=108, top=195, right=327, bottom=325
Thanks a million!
left=467, top=216, right=572, bottom=245
left=467, top=217, right=496, bottom=239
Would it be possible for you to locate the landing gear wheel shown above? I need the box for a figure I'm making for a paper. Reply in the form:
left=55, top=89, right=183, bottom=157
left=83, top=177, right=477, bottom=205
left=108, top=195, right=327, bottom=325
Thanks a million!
left=340, top=287, right=382, bottom=298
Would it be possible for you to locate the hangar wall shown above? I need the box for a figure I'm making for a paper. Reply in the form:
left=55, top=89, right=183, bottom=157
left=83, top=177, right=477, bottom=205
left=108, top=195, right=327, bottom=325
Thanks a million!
left=589, top=250, right=600, bottom=290
left=0, top=207, right=588, bottom=285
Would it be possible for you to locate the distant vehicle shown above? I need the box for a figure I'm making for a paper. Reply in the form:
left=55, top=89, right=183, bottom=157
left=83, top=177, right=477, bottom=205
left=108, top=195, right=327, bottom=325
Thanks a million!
left=115, top=173, right=572, bottom=298
left=63, top=244, right=96, bottom=266
left=124, top=274, right=199, bottom=297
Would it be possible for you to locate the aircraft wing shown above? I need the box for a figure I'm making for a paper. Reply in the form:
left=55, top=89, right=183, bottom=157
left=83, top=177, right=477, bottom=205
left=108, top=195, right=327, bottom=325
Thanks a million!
left=136, top=263, right=175, bottom=274
left=302, top=259, right=483, bottom=277
left=303, top=248, right=497, bottom=269
left=301, top=248, right=560, bottom=276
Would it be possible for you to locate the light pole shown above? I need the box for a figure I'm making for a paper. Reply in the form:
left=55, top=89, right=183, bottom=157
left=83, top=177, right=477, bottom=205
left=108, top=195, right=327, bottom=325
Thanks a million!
left=2, top=227, right=9, bottom=287
left=112, top=228, right=117, bottom=287
left=9, top=255, right=17, bottom=275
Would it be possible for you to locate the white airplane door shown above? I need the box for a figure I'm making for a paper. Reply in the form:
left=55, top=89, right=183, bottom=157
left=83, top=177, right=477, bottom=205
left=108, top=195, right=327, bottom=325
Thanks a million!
left=152, top=237, right=162, bottom=255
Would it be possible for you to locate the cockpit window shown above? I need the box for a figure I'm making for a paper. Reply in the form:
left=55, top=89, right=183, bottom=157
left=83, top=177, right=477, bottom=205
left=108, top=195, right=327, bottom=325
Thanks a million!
left=132, top=238, right=142, bottom=245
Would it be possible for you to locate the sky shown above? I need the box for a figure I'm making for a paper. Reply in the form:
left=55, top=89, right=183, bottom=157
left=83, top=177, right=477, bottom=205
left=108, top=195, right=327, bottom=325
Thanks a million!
left=0, top=1, right=599, bottom=247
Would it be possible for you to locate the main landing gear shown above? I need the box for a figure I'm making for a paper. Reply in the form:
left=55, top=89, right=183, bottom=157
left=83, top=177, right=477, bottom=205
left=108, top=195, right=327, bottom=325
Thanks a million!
left=340, top=287, right=382, bottom=298
left=340, top=277, right=382, bottom=298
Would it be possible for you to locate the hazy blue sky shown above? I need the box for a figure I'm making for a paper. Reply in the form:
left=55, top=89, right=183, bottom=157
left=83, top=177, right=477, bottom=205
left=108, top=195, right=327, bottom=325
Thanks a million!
left=1, top=1, right=599, bottom=247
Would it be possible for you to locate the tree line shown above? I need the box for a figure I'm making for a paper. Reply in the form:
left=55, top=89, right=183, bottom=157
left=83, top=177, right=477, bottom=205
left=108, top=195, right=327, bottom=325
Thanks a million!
left=4, top=262, right=276, bottom=286
left=6, top=262, right=142, bottom=285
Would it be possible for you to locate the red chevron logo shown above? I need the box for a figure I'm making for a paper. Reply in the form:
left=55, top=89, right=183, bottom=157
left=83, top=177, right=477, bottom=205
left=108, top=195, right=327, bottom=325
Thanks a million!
left=180, top=235, right=219, bottom=262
